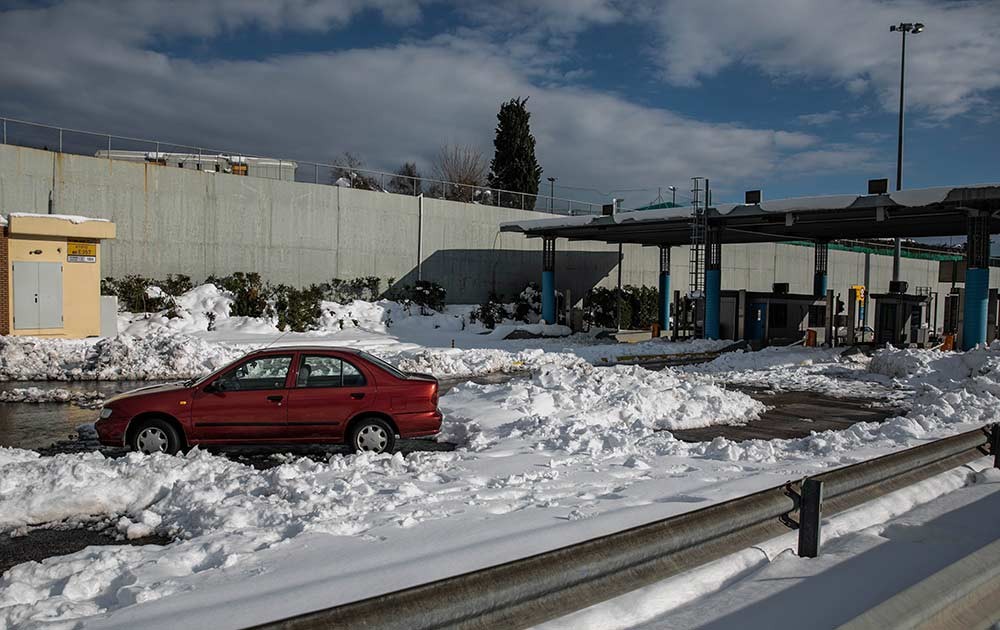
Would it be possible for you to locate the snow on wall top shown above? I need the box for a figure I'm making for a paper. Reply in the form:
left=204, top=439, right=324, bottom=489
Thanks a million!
left=500, top=183, right=1000, bottom=233
left=7, top=212, right=111, bottom=224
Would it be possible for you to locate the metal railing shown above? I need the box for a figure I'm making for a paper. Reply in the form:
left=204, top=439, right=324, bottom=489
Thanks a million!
left=0, top=116, right=599, bottom=216
left=252, top=425, right=997, bottom=630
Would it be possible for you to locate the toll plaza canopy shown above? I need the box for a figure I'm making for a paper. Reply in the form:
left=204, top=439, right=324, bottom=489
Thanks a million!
left=499, top=183, right=1000, bottom=349
left=499, top=184, right=1000, bottom=245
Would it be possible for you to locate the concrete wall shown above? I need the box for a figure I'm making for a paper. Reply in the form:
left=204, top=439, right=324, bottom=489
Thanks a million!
left=0, top=143, right=992, bottom=334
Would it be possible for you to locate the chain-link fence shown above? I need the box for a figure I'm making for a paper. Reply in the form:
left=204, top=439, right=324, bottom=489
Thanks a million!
left=0, top=116, right=599, bottom=216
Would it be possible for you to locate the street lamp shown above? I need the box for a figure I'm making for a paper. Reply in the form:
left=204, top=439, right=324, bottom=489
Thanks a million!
left=889, top=21, right=924, bottom=282
left=668, top=185, right=677, bottom=206
left=547, top=176, right=557, bottom=211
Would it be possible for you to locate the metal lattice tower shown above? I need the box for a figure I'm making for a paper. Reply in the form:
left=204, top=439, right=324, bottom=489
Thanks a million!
left=688, top=177, right=708, bottom=295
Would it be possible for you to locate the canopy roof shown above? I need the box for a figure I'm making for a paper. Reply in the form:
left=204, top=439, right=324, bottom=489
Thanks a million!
left=499, top=184, right=1000, bottom=246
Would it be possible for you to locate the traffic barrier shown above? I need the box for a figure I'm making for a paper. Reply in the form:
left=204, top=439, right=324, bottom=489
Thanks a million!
left=253, top=425, right=998, bottom=630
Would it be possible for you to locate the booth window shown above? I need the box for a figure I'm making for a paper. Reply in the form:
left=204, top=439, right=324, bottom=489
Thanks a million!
left=808, top=304, right=826, bottom=328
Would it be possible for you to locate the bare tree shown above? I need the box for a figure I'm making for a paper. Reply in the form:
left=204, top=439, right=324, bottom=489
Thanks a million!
left=433, top=144, right=487, bottom=202
left=331, top=152, right=378, bottom=190
left=388, top=162, right=422, bottom=196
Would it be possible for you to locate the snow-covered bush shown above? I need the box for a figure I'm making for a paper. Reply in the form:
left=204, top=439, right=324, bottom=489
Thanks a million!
left=387, top=280, right=447, bottom=314
left=469, top=283, right=543, bottom=329
left=207, top=272, right=269, bottom=318
left=272, top=284, right=325, bottom=332
left=327, top=276, right=382, bottom=302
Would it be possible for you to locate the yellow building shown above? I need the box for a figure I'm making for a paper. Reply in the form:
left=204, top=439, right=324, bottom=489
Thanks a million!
left=1, top=213, right=116, bottom=338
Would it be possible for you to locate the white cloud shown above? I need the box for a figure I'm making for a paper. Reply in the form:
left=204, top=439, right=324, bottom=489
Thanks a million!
left=797, top=111, right=841, bottom=126
left=0, top=0, right=876, bottom=201
left=653, top=0, right=1000, bottom=119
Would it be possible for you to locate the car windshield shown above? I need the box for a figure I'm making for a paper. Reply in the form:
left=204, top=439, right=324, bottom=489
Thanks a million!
left=357, top=351, right=409, bottom=379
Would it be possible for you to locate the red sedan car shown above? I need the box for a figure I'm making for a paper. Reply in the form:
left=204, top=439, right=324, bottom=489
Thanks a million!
left=95, top=347, right=442, bottom=455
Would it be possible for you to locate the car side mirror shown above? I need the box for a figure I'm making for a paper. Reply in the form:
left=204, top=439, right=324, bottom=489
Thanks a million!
left=205, top=381, right=223, bottom=393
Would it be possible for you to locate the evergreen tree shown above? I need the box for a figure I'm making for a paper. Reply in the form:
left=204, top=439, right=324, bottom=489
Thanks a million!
left=488, top=97, right=542, bottom=210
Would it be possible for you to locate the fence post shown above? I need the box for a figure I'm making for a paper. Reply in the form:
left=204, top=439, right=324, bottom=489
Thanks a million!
left=108, top=134, right=112, bottom=153
left=797, top=478, right=824, bottom=558
left=59, top=128, right=63, bottom=153
left=2, top=118, right=6, bottom=144
left=314, top=163, right=319, bottom=184
left=521, top=193, right=525, bottom=210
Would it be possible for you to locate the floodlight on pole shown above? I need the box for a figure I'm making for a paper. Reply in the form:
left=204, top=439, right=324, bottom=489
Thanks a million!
left=668, top=185, right=677, bottom=206
left=547, top=176, right=557, bottom=211
left=888, top=20, right=924, bottom=282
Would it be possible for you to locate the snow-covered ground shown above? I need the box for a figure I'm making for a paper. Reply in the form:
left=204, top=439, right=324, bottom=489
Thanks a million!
left=2, top=283, right=999, bottom=628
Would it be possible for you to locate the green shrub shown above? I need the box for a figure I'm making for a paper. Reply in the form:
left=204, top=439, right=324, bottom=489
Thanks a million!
left=272, top=284, right=324, bottom=332
left=158, top=274, right=193, bottom=297
left=208, top=272, right=270, bottom=318
left=585, top=285, right=658, bottom=329
left=470, top=292, right=507, bottom=329
left=101, top=275, right=168, bottom=313
left=388, top=280, right=447, bottom=314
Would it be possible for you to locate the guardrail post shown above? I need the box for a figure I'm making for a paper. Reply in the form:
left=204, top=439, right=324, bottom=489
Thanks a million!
left=797, top=478, right=824, bottom=558
left=991, top=424, right=999, bottom=469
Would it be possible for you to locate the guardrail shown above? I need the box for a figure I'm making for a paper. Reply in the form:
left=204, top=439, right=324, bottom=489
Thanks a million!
left=0, top=116, right=599, bottom=216
left=253, top=425, right=998, bottom=630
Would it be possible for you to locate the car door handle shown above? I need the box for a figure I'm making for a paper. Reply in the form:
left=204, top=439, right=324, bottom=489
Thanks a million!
left=267, top=395, right=284, bottom=403
left=350, top=392, right=365, bottom=400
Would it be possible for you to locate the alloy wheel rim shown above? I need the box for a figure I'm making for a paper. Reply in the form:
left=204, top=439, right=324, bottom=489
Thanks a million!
left=136, top=427, right=169, bottom=454
left=356, top=425, right=388, bottom=452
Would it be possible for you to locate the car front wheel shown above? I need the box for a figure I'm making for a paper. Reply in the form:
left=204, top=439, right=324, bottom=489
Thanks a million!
left=350, top=417, right=396, bottom=454
left=129, top=418, right=183, bottom=455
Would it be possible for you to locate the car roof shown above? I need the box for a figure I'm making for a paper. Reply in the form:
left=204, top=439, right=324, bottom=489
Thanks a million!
left=245, top=345, right=365, bottom=355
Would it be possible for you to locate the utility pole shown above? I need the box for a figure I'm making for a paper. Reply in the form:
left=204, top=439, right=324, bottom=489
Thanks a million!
left=890, top=21, right=924, bottom=282
left=547, top=176, right=557, bottom=211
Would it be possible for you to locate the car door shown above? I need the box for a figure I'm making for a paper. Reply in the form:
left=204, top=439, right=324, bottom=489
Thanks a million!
left=284, top=354, right=376, bottom=440
left=190, top=354, right=294, bottom=442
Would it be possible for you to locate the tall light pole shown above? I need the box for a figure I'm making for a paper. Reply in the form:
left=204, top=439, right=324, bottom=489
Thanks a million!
left=889, top=21, right=924, bottom=282
left=547, top=176, right=557, bottom=211
left=668, top=185, right=677, bottom=206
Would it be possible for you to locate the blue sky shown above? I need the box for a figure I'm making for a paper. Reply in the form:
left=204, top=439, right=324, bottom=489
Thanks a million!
left=1, top=0, right=998, bottom=208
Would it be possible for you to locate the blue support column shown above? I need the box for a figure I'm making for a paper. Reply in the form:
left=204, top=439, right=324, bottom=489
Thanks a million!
left=658, top=245, right=670, bottom=331
left=542, top=236, right=556, bottom=324
left=963, top=213, right=990, bottom=350
left=813, top=240, right=829, bottom=297
left=704, top=228, right=722, bottom=339
left=705, top=269, right=721, bottom=339
left=963, top=268, right=989, bottom=350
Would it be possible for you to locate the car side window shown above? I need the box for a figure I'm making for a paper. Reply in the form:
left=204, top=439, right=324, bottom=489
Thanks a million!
left=296, top=355, right=367, bottom=388
left=217, top=355, right=292, bottom=391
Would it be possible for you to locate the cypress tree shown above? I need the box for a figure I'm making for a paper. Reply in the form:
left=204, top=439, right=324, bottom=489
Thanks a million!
left=488, top=97, right=543, bottom=210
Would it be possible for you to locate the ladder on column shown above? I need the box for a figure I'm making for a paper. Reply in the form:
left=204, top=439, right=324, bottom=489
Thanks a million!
left=688, top=177, right=707, bottom=296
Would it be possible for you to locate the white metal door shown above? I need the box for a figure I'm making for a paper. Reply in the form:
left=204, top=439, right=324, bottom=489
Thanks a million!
left=12, top=262, right=63, bottom=330
left=12, top=263, right=39, bottom=330
left=38, top=263, right=63, bottom=329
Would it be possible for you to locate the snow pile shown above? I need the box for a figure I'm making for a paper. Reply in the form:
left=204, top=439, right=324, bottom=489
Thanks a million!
left=0, top=448, right=466, bottom=626
left=119, top=284, right=275, bottom=336
left=0, top=332, right=244, bottom=381
left=0, top=387, right=104, bottom=408
left=317, top=299, right=468, bottom=335
left=440, top=359, right=764, bottom=455
left=868, top=344, right=947, bottom=379
left=685, top=346, right=887, bottom=398
left=486, top=323, right=572, bottom=339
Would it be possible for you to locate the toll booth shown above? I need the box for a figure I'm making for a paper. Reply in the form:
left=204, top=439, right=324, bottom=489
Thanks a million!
left=716, top=285, right=831, bottom=348
left=871, top=285, right=931, bottom=347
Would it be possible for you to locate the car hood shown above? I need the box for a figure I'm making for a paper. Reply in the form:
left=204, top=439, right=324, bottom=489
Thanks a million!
left=104, top=382, right=189, bottom=405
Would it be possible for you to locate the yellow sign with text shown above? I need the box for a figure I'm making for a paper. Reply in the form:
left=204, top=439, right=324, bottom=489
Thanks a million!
left=67, top=241, right=97, bottom=263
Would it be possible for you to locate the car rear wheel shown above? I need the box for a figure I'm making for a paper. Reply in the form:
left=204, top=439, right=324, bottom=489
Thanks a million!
left=350, top=417, right=396, bottom=454
left=130, top=418, right=183, bottom=455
